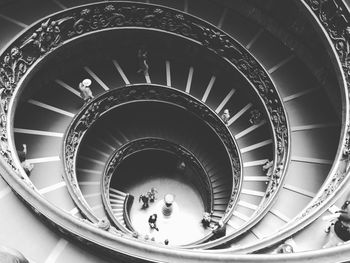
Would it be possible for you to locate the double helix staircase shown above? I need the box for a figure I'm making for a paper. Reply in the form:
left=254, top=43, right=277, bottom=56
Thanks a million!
left=74, top=101, right=233, bottom=228
left=0, top=0, right=348, bottom=262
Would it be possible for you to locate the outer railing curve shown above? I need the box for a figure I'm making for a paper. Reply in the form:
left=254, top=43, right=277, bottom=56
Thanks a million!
left=0, top=2, right=289, bottom=258
left=0, top=1, right=290, bottom=244
left=63, top=84, right=241, bottom=234
left=101, top=137, right=213, bottom=236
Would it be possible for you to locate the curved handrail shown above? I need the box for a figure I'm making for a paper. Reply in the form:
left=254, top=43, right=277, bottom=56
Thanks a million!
left=1, top=0, right=349, bottom=262
left=101, top=137, right=214, bottom=235
left=0, top=0, right=289, bottom=256
left=1, top=0, right=289, bottom=239
left=206, top=0, right=350, bottom=253
left=63, top=84, right=240, bottom=235
left=3, top=140, right=350, bottom=262
left=123, top=194, right=134, bottom=232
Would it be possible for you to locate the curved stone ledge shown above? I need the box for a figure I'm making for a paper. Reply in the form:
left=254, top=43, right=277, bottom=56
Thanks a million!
left=0, top=0, right=291, bottom=256
left=63, top=84, right=241, bottom=232
left=101, top=137, right=214, bottom=237
left=208, top=0, right=350, bottom=254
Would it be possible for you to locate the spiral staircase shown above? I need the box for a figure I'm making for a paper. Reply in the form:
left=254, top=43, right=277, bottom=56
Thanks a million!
left=0, top=0, right=350, bottom=262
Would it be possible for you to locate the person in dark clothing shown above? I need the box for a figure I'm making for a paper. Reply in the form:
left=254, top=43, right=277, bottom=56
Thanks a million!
left=324, top=199, right=350, bottom=248
left=147, top=187, right=158, bottom=203
left=139, top=194, right=149, bottom=209
left=137, top=47, right=149, bottom=75
left=212, top=220, right=226, bottom=238
left=148, top=214, right=159, bottom=231
left=334, top=200, right=350, bottom=241
left=201, top=212, right=212, bottom=228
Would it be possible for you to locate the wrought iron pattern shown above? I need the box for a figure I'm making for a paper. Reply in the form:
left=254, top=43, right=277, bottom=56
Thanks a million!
left=63, top=84, right=241, bottom=227
left=0, top=2, right=288, bottom=203
left=101, top=137, right=214, bottom=232
left=296, top=0, right=350, bottom=218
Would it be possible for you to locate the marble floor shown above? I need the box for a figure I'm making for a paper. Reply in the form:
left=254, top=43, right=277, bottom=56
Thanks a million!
left=127, top=175, right=211, bottom=246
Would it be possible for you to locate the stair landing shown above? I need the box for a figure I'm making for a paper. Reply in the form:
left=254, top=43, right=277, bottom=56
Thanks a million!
left=127, top=175, right=211, bottom=245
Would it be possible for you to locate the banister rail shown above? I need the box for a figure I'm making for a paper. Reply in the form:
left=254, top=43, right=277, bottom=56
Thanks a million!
left=123, top=194, right=134, bottom=232
left=101, top=137, right=214, bottom=235
left=63, top=84, right=241, bottom=235
left=206, top=0, right=350, bottom=253
left=0, top=0, right=293, bottom=258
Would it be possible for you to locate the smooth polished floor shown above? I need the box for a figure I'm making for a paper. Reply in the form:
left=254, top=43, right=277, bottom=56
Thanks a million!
left=113, top=150, right=212, bottom=245
left=127, top=174, right=211, bottom=246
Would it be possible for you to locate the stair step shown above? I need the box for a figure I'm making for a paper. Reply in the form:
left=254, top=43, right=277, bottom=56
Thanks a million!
left=113, top=213, right=124, bottom=219
left=109, top=188, right=127, bottom=196
left=213, top=192, right=230, bottom=199
left=213, top=204, right=228, bottom=211
left=211, top=178, right=231, bottom=188
left=214, top=198, right=230, bottom=205
left=110, top=205, right=124, bottom=210
left=110, top=199, right=125, bottom=204
left=232, top=211, right=250, bottom=221
left=213, top=184, right=231, bottom=193
left=212, top=211, right=224, bottom=218
left=113, top=212, right=124, bottom=217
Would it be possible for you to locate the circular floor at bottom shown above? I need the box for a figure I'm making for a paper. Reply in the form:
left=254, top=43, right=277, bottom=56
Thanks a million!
left=127, top=174, right=211, bottom=246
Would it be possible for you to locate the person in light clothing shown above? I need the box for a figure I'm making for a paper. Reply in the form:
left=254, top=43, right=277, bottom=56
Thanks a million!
left=221, top=109, right=230, bottom=124
left=79, top=78, right=94, bottom=103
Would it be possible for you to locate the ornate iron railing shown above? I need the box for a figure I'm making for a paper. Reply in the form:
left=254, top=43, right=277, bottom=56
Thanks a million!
left=0, top=0, right=348, bottom=261
left=102, top=137, right=213, bottom=235
left=205, top=0, right=350, bottom=254
left=63, top=84, right=241, bottom=230
left=0, top=1, right=295, bottom=259
left=0, top=1, right=289, bottom=243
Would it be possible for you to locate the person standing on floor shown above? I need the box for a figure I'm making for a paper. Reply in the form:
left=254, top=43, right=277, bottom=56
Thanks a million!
left=148, top=214, right=159, bottom=231
left=139, top=194, right=149, bottom=209
left=147, top=187, right=158, bottom=203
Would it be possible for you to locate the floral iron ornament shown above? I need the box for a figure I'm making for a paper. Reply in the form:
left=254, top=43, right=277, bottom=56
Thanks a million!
left=294, top=0, right=350, bottom=218
left=0, top=2, right=288, bottom=199
left=101, top=138, right=214, bottom=233
left=63, top=84, right=242, bottom=227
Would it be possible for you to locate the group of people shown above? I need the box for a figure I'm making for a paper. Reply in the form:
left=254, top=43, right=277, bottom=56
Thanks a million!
left=78, top=47, right=149, bottom=105
left=147, top=214, right=170, bottom=245
left=16, top=78, right=94, bottom=175
left=271, top=196, right=350, bottom=252
left=139, top=188, right=158, bottom=209
left=221, top=108, right=263, bottom=125
left=201, top=212, right=226, bottom=237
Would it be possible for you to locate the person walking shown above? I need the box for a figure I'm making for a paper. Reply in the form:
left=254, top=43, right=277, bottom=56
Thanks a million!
left=148, top=214, right=159, bottom=231
left=79, top=78, right=94, bottom=103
